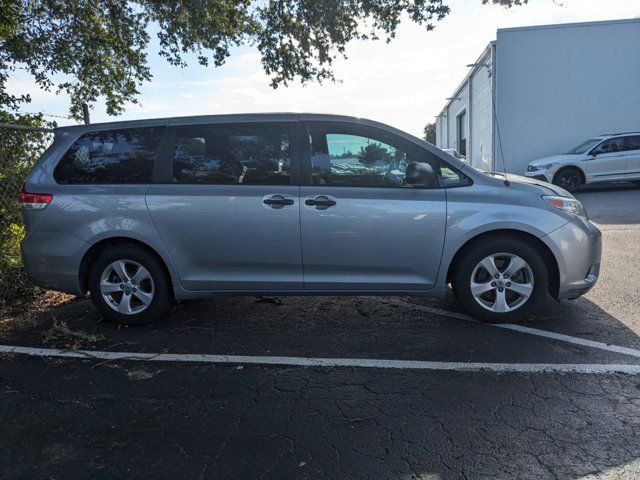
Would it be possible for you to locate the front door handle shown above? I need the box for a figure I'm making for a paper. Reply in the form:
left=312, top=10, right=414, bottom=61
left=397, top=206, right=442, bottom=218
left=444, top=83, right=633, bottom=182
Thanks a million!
left=305, top=196, right=337, bottom=208
left=263, top=194, right=294, bottom=208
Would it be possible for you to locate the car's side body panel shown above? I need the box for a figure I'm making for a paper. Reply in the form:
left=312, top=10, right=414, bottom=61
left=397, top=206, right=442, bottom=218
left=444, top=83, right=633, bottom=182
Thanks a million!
left=299, top=185, right=447, bottom=291
left=436, top=182, right=572, bottom=287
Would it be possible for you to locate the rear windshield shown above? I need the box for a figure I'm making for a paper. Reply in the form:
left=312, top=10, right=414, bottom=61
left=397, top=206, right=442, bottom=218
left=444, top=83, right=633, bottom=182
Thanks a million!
left=54, top=127, right=163, bottom=184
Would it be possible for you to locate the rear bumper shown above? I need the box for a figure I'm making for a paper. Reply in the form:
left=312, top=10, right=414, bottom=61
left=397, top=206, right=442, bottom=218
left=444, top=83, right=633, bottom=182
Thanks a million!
left=21, top=232, right=86, bottom=296
left=542, top=218, right=602, bottom=300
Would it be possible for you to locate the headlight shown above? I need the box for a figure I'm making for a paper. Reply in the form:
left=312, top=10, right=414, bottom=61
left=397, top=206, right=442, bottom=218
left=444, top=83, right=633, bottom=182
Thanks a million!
left=542, top=195, right=587, bottom=218
left=528, top=164, right=553, bottom=172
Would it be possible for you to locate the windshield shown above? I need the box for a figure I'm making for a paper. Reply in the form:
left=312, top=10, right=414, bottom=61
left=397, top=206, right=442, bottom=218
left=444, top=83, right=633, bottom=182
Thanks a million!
left=565, top=138, right=602, bottom=155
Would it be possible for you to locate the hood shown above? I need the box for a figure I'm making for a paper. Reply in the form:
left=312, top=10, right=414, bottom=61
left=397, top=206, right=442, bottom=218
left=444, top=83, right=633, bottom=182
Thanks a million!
left=528, top=154, right=581, bottom=166
left=505, top=173, right=572, bottom=197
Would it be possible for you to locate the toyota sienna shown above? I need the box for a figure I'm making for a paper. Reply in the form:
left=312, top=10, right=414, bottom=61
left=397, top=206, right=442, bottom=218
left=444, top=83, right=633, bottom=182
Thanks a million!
left=20, top=114, right=602, bottom=325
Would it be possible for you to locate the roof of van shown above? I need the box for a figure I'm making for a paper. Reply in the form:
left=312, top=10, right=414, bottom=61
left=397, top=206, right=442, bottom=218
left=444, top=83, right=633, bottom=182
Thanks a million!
left=55, top=112, right=390, bottom=132
left=52, top=111, right=430, bottom=149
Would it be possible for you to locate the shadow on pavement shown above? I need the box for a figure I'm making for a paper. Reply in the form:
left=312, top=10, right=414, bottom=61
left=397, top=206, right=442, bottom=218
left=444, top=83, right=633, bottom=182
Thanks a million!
left=576, top=183, right=640, bottom=225
left=2, top=291, right=640, bottom=365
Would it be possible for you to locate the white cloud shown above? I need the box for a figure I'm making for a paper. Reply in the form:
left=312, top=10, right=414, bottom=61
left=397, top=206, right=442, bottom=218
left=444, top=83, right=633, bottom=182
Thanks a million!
left=8, top=0, right=640, bottom=136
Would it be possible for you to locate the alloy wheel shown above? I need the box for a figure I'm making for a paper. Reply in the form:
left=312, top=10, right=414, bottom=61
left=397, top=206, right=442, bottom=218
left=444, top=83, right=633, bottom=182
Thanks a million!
left=558, top=172, right=579, bottom=191
left=100, top=259, right=155, bottom=315
left=470, top=253, right=534, bottom=313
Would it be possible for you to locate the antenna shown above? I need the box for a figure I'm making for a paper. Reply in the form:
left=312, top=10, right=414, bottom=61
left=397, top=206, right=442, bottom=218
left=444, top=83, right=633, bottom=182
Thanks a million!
left=468, top=61, right=510, bottom=186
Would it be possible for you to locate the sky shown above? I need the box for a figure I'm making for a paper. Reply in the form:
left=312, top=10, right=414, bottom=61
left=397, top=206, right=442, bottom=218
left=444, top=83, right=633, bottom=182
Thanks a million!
left=7, top=0, right=640, bottom=137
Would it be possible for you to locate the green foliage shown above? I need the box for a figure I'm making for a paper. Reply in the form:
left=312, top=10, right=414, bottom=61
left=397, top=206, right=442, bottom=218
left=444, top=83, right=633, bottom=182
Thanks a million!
left=423, top=122, right=436, bottom=144
left=358, top=143, right=393, bottom=166
left=0, top=112, right=51, bottom=306
left=0, top=0, right=527, bottom=118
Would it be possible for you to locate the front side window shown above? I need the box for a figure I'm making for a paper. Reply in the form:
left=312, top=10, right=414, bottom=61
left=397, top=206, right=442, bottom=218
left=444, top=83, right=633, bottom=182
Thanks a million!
left=173, top=124, right=290, bottom=185
left=55, top=127, right=162, bottom=184
left=307, top=126, right=468, bottom=188
left=593, top=137, right=624, bottom=155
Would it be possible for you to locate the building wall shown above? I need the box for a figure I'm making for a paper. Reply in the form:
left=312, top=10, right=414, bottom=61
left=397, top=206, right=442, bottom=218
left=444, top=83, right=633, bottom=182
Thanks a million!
left=445, top=83, right=469, bottom=154
left=436, top=46, right=493, bottom=170
left=469, top=49, right=494, bottom=171
left=495, top=19, right=640, bottom=174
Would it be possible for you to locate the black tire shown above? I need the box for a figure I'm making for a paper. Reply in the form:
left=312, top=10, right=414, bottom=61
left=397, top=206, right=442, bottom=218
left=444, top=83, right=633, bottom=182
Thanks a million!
left=88, top=244, right=173, bottom=325
left=553, top=167, right=583, bottom=193
left=451, top=237, right=549, bottom=323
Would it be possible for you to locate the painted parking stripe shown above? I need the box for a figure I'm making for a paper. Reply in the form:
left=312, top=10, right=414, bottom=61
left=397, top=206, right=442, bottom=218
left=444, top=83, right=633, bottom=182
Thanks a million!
left=2, top=344, right=640, bottom=374
left=378, top=298, right=640, bottom=359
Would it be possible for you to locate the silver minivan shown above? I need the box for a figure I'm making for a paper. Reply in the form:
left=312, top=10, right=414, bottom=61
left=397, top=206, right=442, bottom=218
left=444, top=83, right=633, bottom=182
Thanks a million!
left=20, top=114, right=602, bottom=325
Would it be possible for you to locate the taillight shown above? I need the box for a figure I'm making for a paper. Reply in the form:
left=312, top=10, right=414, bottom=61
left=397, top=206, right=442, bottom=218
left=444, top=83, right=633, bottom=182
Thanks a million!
left=19, top=184, right=53, bottom=210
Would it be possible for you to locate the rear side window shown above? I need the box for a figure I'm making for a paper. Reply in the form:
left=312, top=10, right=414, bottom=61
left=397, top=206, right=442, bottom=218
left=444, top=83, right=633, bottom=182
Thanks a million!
left=625, top=136, right=640, bottom=151
left=54, top=127, right=163, bottom=184
left=173, top=123, right=290, bottom=185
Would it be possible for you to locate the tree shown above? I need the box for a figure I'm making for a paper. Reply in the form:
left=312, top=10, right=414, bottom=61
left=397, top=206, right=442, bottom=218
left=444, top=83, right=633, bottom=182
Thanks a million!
left=358, top=143, right=393, bottom=166
left=0, top=0, right=527, bottom=119
left=423, top=122, right=436, bottom=144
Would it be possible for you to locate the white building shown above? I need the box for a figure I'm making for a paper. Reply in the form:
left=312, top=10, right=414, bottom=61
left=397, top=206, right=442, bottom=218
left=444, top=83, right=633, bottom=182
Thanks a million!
left=436, top=18, right=640, bottom=174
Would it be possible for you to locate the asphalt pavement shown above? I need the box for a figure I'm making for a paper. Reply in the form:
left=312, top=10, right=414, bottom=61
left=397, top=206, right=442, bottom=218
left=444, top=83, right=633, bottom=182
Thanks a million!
left=2, top=182, right=640, bottom=479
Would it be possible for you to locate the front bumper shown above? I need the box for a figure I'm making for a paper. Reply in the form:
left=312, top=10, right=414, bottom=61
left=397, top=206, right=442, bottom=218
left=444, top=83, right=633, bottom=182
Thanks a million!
left=542, top=217, right=602, bottom=300
left=524, top=170, right=550, bottom=182
left=526, top=173, right=549, bottom=182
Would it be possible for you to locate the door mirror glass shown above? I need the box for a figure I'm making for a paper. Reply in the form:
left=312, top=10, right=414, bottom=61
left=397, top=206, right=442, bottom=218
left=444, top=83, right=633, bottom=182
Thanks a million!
left=404, top=162, right=437, bottom=188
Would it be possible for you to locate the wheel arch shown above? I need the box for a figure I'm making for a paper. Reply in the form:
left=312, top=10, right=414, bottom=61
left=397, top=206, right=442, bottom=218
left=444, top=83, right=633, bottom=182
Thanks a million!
left=445, top=229, right=560, bottom=299
left=79, top=236, right=174, bottom=295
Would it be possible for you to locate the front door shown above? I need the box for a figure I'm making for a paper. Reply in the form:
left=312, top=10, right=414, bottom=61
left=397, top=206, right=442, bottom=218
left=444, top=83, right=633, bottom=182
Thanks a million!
left=624, top=135, right=640, bottom=180
left=299, top=122, right=450, bottom=291
left=586, top=136, right=627, bottom=182
left=146, top=122, right=303, bottom=291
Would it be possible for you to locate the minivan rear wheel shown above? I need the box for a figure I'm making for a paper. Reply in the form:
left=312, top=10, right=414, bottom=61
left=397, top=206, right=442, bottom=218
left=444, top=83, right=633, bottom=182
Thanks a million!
left=451, top=238, right=549, bottom=323
left=88, top=245, right=172, bottom=325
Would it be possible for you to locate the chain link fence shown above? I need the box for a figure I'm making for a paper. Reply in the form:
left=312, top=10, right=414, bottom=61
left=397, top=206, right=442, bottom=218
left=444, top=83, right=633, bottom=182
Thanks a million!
left=0, top=124, right=54, bottom=307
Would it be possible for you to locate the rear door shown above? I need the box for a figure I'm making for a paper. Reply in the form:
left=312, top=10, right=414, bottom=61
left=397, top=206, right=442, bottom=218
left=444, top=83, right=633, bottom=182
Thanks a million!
left=146, top=121, right=303, bottom=291
left=624, top=135, right=640, bottom=180
left=299, top=121, right=451, bottom=291
left=586, top=136, right=627, bottom=182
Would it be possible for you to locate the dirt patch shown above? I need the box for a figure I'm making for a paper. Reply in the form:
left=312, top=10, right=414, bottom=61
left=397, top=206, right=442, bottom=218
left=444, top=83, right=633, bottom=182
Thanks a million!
left=0, top=290, right=95, bottom=343
left=42, top=316, right=105, bottom=350
left=0, top=290, right=76, bottom=323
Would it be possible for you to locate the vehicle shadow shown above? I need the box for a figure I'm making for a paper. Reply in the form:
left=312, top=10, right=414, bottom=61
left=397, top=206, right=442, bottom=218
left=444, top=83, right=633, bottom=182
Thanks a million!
left=576, top=182, right=640, bottom=225
left=3, top=288, right=640, bottom=365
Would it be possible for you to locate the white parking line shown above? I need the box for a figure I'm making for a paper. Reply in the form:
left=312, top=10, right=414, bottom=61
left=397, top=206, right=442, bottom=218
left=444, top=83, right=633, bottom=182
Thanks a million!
left=2, top=344, right=640, bottom=374
left=379, top=298, right=640, bottom=359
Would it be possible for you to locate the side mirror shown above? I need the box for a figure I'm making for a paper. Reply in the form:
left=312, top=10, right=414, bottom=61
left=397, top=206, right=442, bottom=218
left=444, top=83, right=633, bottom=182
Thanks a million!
left=405, top=162, right=437, bottom=188
left=588, top=150, right=598, bottom=158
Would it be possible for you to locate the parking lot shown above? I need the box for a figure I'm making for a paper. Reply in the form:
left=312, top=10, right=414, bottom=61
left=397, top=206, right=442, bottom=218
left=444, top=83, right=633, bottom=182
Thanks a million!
left=2, top=184, right=640, bottom=479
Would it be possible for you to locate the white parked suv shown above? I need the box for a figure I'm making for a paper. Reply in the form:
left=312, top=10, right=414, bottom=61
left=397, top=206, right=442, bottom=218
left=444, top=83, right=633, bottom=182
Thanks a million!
left=525, top=132, right=640, bottom=192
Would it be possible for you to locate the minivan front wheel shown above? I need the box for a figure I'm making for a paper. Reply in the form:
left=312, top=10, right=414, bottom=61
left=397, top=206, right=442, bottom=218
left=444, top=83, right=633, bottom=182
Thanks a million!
left=452, top=238, right=549, bottom=323
left=88, top=245, right=172, bottom=325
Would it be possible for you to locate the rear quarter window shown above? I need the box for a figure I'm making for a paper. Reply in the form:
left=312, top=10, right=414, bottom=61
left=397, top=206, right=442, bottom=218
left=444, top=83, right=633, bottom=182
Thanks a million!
left=54, top=127, right=163, bottom=184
